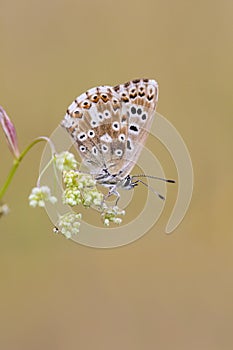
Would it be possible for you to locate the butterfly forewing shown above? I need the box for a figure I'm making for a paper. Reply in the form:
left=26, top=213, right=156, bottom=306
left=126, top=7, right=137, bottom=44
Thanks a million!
left=62, top=86, right=128, bottom=175
left=62, top=78, right=158, bottom=181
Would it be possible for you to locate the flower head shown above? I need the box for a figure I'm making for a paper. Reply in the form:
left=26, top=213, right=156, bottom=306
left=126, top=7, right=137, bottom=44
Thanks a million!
left=102, top=206, right=125, bottom=226
left=63, top=170, right=96, bottom=189
left=82, top=188, right=103, bottom=207
left=63, top=187, right=82, bottom=206
left=62, top=170, right=103, bottom=208
left=0, top=106, right=20, bottom=158
left=56, top=212, right=82, bottom=239
left=54, top=151, right=78, bottom=172
left=29, top=186, right=57, bottom=208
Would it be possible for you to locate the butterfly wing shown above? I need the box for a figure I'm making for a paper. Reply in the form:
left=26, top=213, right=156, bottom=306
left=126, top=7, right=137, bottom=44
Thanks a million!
left=62, top=79, right=158, bottom=179
left=61, top=86, right=129, bottom=175
left=113, top=79, right=159, bottom=178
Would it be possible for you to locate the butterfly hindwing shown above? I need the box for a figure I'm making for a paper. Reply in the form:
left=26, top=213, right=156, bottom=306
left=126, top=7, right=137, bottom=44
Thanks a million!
left=113, top=79, right=158, bottom=177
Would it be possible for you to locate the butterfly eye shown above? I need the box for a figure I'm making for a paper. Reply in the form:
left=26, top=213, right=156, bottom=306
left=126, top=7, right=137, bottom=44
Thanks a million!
left=115, top=149, right=123, bottom=157
left=131, top=106, right=136, bottom=114
left=91, top=94, right=99, bottom=102
left=148, top=86, right=155, bottom=94
left=124, top=81, right=131, bottom=88
left=118, top=134, right=126, bottom=142
left=73, top=109, right=83, bottom=119
left=129, top=87, right=137, bottom=99
left=147, top=85, right=156, bottom=101
left=127, top=139, right=132, bottom=150
left=101, top=94, right=108, bottom=102
left=112, top=122, right=120, bottom=131
left=147, top=94, right=154, bottom=101
left=78, top=132, right=87, bottom=141
left=138, top=86, right=145, bottom=97
left=81, top=100, right=92, bottom=109
left=79, top=145, right=86, bottom=152
left=101, top=145, right=108, bottom=153
left=92, top=146, right=98, bottom=155
left=122, top=95, right=130, bottom=103
left=104, top=111, right=110, bottom=118
left=91, top=120, right=98, bottom=127
left=129, top=124, right=140, bottom=134
left=88, top=130, right=95, bottom=138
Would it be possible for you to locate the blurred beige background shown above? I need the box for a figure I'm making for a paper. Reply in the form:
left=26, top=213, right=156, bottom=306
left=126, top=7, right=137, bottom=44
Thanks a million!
left=0, top=0, right=233, bottom=349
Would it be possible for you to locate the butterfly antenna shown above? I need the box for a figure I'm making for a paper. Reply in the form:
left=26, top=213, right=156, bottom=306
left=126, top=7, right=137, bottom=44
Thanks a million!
left=134, top=179, right=165, bottom=200
left=132, top=174, right=175, bottom=183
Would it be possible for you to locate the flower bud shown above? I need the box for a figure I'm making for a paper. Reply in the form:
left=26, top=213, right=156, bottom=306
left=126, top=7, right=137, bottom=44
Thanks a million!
left=0, top=106, right=20, bottom=158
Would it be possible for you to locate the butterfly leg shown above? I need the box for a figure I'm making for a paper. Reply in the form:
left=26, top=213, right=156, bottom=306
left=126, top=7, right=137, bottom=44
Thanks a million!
left=104, top=186, right=121, bottom=206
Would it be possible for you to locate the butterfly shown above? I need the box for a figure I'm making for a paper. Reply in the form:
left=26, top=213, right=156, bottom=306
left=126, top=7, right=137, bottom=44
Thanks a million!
left=61, top=78, right=174, bottom=203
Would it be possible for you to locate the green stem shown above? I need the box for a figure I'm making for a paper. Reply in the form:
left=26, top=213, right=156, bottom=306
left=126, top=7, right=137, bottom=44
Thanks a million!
left=0, top=137, right=54, bottom=200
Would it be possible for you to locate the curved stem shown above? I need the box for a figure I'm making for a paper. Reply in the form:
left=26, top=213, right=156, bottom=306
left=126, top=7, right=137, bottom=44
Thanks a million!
left=36, top=157, right=55, bottom=187
left=0, top=137, right=55, bottom=200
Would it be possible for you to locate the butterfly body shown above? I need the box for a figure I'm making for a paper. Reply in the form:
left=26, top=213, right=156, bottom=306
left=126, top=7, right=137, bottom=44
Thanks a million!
left=61, top=79, right=158, bottom=199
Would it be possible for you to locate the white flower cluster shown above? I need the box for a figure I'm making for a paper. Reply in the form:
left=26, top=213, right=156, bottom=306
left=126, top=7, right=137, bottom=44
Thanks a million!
left=63, top=170, right=96, bottom=188
left=101, top=206, right=125, bottom=226
left=62, top=170, right=103, bottom=208
left=29, top=186, right=57, bottom=208
left=28, top=150, right=125, bottom=238
left=56, top=212, right=82, bottom=239
left=63, top=187, right=82, bottom=206
left=82, top=189, right=103, bottom=207
left=54, top=151, right=78, bottom=172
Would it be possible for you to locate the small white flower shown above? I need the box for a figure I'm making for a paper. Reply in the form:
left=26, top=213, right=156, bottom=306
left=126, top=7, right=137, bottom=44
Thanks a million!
left=29, top=186, right=57, bottom=208
left=101, top=205, right=125, bottom=226
left=82, top=192, right=92, bottom=206
left=93, top=192, right=103, bottom=207
left=56, top=212, right=82, bottom=239
left=0, top=203, right=10, bottom=217
left=63, top=170, right=78, bottom=187
left=63, top=170, right=97, bottom=189
left=54, top=151, right=78, bottom=172
left=63, top=188, right=82, bottom=206
left=78, top=174, right=96, bottom=188
left=82, top=188, right=104, bottom=208
left=104, top=218, right=110, bottom=226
